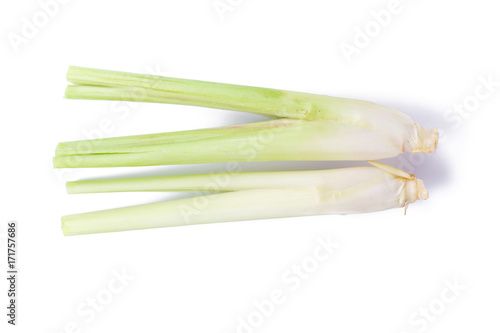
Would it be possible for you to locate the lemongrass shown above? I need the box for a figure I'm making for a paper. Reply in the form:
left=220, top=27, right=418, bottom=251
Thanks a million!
left=62, top=162, right=428, bottom=236
left=53, top=66, right=438, bottom=168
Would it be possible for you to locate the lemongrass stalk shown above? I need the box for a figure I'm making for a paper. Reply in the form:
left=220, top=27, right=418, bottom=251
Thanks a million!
left=66, top=162, right=394, bottom=194
left=62, top=162, right=428, bottom=236
left=54, top=119, right=403, bottom=167
left=64, top=66, right=436, bottom=142
left=63, top=189, right=320, bottom=235
left=66, top=66, right=309, bottom=119
left=55, top=66, right=438, bottom=168
left=55, top=119, right=292, bottom=156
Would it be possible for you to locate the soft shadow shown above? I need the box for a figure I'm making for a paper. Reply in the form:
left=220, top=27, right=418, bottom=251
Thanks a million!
left=377, top=99, right=450, bottom=132
left=379, top=152, right=449, bottom=190
left=372, top=100, right=451, bottom=190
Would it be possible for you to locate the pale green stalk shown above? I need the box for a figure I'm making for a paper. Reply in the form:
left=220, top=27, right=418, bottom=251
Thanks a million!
left=66, top=164, right=383, bottom=193
left=62, top=162, right=428, bottom=236
left=54, top=66, right=438, bottom=168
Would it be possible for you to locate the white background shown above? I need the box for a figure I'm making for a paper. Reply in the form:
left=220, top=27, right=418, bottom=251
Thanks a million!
left=1, top=0, right=499, bottom=332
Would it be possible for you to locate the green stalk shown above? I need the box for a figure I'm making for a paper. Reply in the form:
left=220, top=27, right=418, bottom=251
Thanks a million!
left=53, top=119, right=402, bottom=167
left=55, top=119, right=293, bottom=156
left=62, top=189, right=321, bottom=236
left=55, top=66, right=439, bottom=168
left=66, top=66, right=311, bottom=119
left=61, top=162, right=428, bottom=236
left=66, top=166, right=381, bottom=194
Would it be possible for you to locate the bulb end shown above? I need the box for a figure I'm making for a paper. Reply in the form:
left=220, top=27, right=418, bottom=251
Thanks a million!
left=411, top=125, right=439, bottom=153
left=415, top=179, right=428, bottom=200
